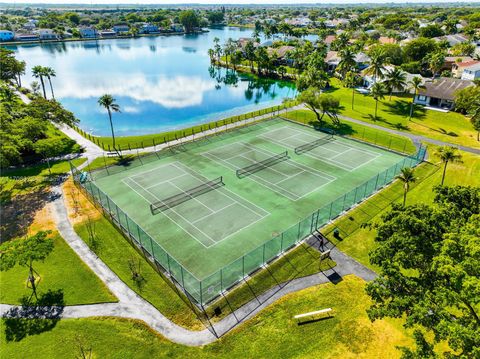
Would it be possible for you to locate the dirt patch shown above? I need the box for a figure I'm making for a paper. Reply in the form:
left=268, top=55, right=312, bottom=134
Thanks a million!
left=62, top=178, right=101, bottom=225
left=28, top=202, right=57, bottom=235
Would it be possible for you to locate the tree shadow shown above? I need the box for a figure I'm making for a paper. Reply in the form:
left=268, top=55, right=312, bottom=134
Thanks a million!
left=383, top=99, right=427, bottom=121
left=2, top=289, right=65, bottom=342
left=0, top=185, right=62, bottom=243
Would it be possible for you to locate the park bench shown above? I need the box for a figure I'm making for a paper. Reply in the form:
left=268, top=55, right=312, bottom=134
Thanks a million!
left=294, top=308, right=333, bottom=322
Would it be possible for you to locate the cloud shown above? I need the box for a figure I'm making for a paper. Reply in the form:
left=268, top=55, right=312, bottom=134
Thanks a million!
left=55, top=73, right=216, bottom=108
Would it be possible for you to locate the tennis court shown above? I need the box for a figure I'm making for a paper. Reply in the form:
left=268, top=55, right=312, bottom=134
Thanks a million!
left=83, top=118, right=419, bottom=304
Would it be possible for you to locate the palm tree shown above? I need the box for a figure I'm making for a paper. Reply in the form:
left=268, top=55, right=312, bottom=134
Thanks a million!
left=43, top=66, right=56, bottom=99
left=98, top=94, right=121, bottom=153
left=337, top=48, right=357, bottom=78
left=365, top=48, right=387, bottom=83
left=408, top=76, right=426, bottom=120
left=383, top=67, right=407, bottom=100
left=396, top=167, right=416, bottom=206
left=370, top=82, right=386, bottom=120
left=32, top=65, right=47, bottom=99
left=343, top=71, right=359, bottom=110
left=435, top=146, right=462, bottom=186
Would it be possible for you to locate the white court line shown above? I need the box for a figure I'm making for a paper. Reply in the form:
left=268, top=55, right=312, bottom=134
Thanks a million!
left=144, top=173, right=189, bottom=190
left=191, top=202, right=236, bottom=224
left=170, top=162, right=270, bottom=218
left=327, top=148, right=381, bottom=172
left=128, top=176, right=218, bottom=247
left=127, top=161, right=185, bottom=182
left=168, top=181, right=214, bottom=214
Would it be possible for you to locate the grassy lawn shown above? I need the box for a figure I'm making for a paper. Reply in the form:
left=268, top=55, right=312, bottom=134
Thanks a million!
left=284, top=109, right=417, bottom=154
left=0, top=275, right=413, bottom=359
left=326, top=78, right=478, bottom=149
left=321, top=146, right=480, bottom=271
left=76, top=103, right=296, bottom=151
left=1, top=158, right=86, bottom=178
left=0, top=232, right=116, bottom=305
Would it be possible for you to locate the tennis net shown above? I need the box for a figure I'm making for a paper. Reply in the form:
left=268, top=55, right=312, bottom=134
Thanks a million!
left=150, top=176, right=225, bottom=214
left=236, top=151, right=289, bottom=178
left=294, top=135, right=334, bottom=155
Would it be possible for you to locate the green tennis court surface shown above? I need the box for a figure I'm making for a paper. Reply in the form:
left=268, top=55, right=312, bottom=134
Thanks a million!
left=92, top=118, right=406, bottom=297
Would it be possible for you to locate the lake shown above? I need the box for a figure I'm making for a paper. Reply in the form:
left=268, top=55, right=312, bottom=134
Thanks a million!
left=8, top=27, right=298, bottom=137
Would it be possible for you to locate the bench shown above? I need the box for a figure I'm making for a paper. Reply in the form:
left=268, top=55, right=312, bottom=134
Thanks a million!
left=294, top=308, right=333, bottom=321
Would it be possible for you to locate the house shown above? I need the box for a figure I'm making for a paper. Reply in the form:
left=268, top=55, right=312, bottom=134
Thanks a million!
left=379, top=36, right=396, bottom=44
left=0, top=30, right=14, bottom=41
left=362, top=65, right=424, bottom=92
left=461, top=63, right=480, bottom=81
left=434, top=34, right=470, bottom=47
left=79, top=27, right=97, bottom=38
left=354, top=52, right=371, bottom=70
left=23, top=20, right=37, bottom=31
left=113, top=24, right=129, bottom=34
left=324, top=51, right=370, bottom=72
left=171, top=24, right=184, bottom=32
left=444, top=56, right=473, bottom=72
left=452, top=60, right=480, bottom=78
left=99, top=30, right=117, bottom=38
left=414, top=77, right=474, bottom=110
left=15, top=33, right=40, bottom=41
left=35, top=29, right=57, bottom=40
left=267, top=45, right=295, bottom=66
left=140, top=23, right=159, bottom=34
left=324, top=35, right=336, bottom=47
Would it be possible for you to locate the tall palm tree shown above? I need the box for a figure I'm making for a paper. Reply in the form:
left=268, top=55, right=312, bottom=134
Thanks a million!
left=365, top=48, right=387, bottom=83
left=435, top=146, right=462, bottom=186
left=43, top=66, right=56, bottom=99
left=383, top=67, right=407, bottom=100
left=408, top=76, right=426, bottom=120
left=370, top=82, right=386, bottom=120
left=98, top=94, right=121, bottom=152
left=337, top=48, right=357, bottom=79
left=396, top=167, right=416, bottom=206
left=32, top=65, right=47, bottom=99
left=343, top=71, right=359, bottom=110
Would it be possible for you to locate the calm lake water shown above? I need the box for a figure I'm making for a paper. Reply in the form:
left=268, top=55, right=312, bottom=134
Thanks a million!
left=9, top=27, right=298, bottom=136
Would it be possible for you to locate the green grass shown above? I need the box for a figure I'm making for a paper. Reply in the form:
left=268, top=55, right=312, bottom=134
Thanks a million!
left=0, top=275, right=413, bottom=359
left=76, top=102, right=296, bottom=151
left=284, top=109, right=417, bottom=154
left=0, top=232, right=116, bottom=305
left=74, top=217, right=204, bottom=330
left=320, top=146, right=480, bottom=271
left=326, top=78, right=479, bottom=149
left=1, top=158, right=86, bottom=178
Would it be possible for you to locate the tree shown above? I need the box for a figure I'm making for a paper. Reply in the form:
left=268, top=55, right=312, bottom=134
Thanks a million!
left=244, top=40, right=256, bottom=73
left=343, top=71, right=359, bottom=110
left=179, top=10, right=199, bottom=33
left=435, top=146, right=462, bottom=186
left=0, top=48, right=25, bottom=85
left=366, top=186, right=480, bottom=358
left=427, top=52, right=445, bottom=78
left=396, top=167, right=416, bottom=206
left=32, top=138, right=63, bottom=175
left=369, top=82, right=386, bottom=120
left=336, top=48, right=357, bottom=78
left=298, top=88, right=340, bottom=125
left=454, top=85, right=480, bottom=140
left=408, top=76, right=426, bottom=120
left=98, top=94, right=121, bottom=153
left=297, top=87, right=323, bottom=123
left=419, top=24, right=444, bottom=38
left=365, top=47, right=387, bottom=83
left=0, top=231, right=54, bottom=301
left=296, top=66, right=329, bottom=91
left=383, top=67, right=407, bottom=100
left=403, top=38, right=438, bottom=62
left=32, top=65, right=47, bottom=99
left=43, top=66, right=56, bottom=99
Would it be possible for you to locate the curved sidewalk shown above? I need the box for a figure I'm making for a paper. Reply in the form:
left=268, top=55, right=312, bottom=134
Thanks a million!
left=0, top=184, right=376, bottom=346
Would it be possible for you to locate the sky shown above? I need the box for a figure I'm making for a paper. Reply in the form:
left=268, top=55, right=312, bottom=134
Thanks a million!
left=1, top=0, right=478, bottom=4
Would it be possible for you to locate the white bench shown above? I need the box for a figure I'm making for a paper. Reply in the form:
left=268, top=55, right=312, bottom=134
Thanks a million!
left=294, top=308, right=333, bottom=320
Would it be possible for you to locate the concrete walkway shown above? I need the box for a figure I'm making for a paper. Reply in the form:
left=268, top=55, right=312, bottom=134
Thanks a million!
left=0, top=184, right=377, bottom=346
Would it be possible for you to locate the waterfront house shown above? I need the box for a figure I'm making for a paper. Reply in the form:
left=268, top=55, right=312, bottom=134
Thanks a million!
left=461, top=63, right=480, bottom=81
left=15, top=33, right=40, bottom=41
left=0, top=30, right=14, bottom=41
left=414, top=77, right=474, bottom=110
left=267, top=45, right=295, bottom=66
left=23, top=20, right=37, bottom=31
left=99, top=30, right=117, bottom=38
left=113, top=24, right=129, bottom=34
left=35, top=28, right=57, bottom=40
left=140, top=23, right=159, bottom=34
left=171, top=24, right=184, bottom=32
left=79, top=27, right=98, bottom=39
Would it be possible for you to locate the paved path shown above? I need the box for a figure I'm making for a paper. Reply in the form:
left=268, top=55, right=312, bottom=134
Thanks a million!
left=0, top=184, right=376, bottom=346
left=338, top=114, right=480, bottom=155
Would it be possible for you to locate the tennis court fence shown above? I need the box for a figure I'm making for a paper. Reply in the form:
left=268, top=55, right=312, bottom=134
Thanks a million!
left=71, top=146, right=426, bottom=306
